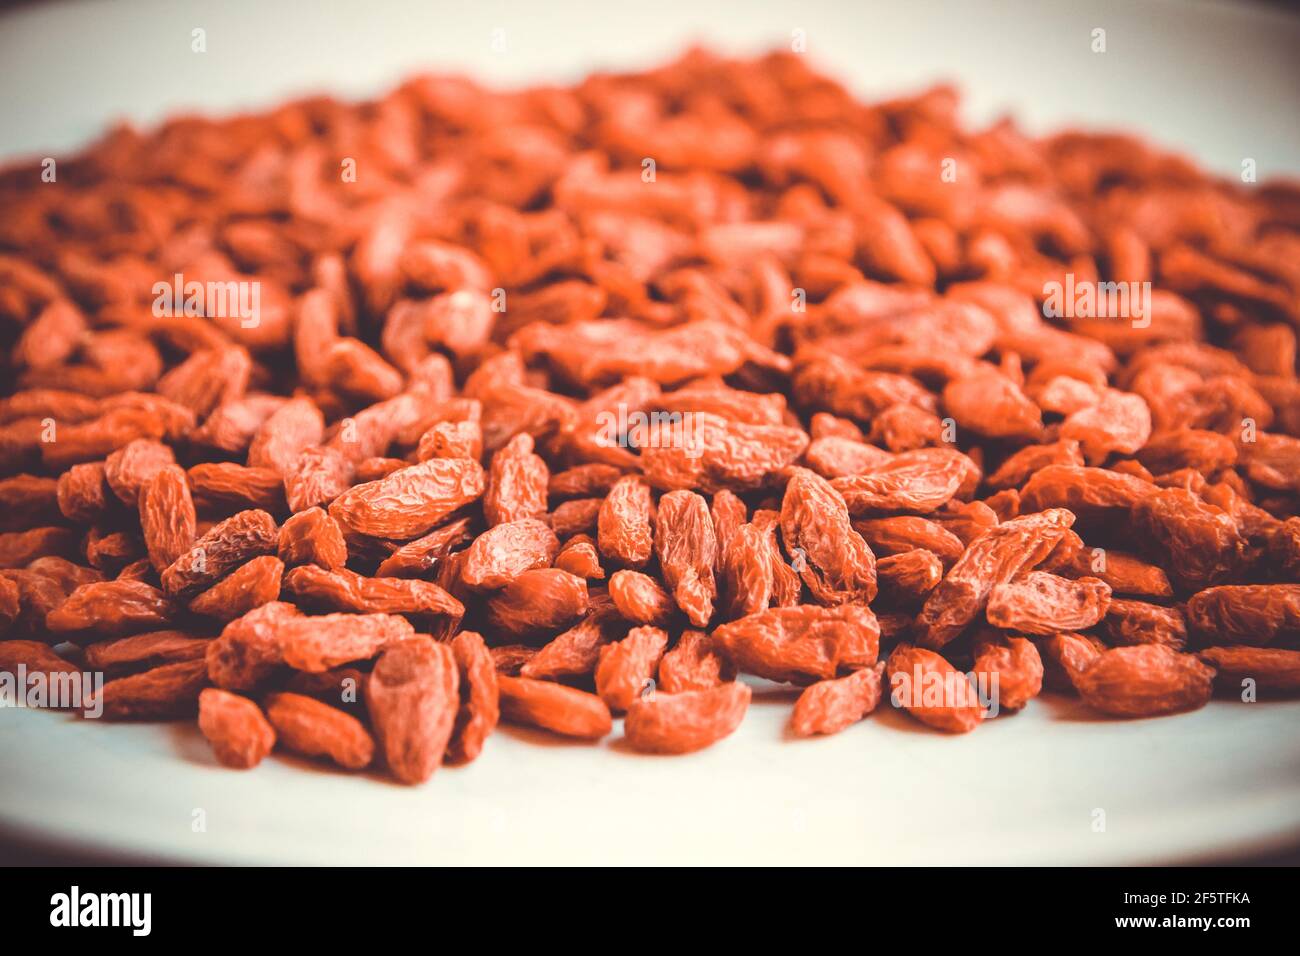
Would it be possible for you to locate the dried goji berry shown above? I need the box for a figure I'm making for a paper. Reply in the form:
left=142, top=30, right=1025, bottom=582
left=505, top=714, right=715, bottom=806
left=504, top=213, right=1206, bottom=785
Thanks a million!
left=713, top=604, right=879, bottom=684
left=1185, top=584, right=1300, bottom=647
left=595, top=625, right=669, bottom=712
left=91, top=659, right=209, bottom=720
left=161, top=509, right=280, bottom=597
left=188, top=555, right=284, bottom=621
left=277, top=506, right=348, bottom=570
left=657, top=629, right=735, bottom=694
left=597, top=475, right=654, bottom=568
left=139, top=464, right=196, bottom=573
left=483, top=432, right=549, bottom=527
left=1075, top=645, right=1215, bottom=718
left=265, top=691, right=375, bottom=770
left=790, top=661, right=886, bottom=736
left=780, top=467, right=877, bottom=605
left=1197, top=646, right=1300, bottom=692
left=985, top=572, right=1112, bottom=635
left=366, top=637, right=459, bottom=784
left=46, top=579, right=176, bottom=638
left=1036, top=631, right=1106, bottom=693
left=554, top=534, right=605, bottom=580
left=86, top=630, right=211, bottom=675
left=497, top=674, right=612, bottom=740
left=444, top=632, right=499, bottom=764
left=484, top=568, right=589, bottom=639
left=971, top=633, right=1044, bottom=712
left=885, top=644, right=983, bottom=734
left=198, top=688, right=276, bottom=769
left=461, top=518, right=559, bottom=589
left=623, top=681, right=751, bottom=754
left=329, top=457, right=485, bottom=540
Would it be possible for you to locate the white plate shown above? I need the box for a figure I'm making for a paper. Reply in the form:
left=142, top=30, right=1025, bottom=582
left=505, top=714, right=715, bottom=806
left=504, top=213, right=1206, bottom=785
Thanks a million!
left=4, top=691, right=1300, bottom=866
left=2, top=0, right=1299, bottom=865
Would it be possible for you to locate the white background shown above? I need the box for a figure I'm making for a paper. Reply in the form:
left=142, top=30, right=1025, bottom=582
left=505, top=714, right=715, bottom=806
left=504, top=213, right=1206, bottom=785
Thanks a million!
left=2, top=0, right=1299, bottom=176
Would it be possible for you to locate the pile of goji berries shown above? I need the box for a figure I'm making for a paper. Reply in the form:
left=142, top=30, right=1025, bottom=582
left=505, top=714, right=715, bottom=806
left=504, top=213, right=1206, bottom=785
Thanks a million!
left=1, top=50, right=1298, bottom=783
